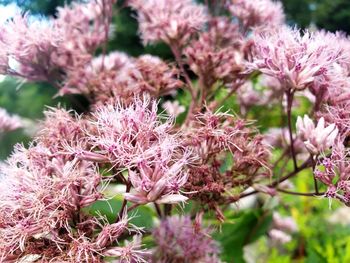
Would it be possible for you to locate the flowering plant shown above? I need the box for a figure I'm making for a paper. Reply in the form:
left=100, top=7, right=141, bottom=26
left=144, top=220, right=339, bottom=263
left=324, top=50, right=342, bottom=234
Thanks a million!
left=0, top=0, right=349, bottom=261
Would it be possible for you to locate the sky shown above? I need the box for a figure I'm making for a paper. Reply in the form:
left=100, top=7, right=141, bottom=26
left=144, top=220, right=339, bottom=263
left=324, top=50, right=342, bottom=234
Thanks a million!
left=0, top=3, right=20, bottom=24
left=0, top=3, right=21, bottom=82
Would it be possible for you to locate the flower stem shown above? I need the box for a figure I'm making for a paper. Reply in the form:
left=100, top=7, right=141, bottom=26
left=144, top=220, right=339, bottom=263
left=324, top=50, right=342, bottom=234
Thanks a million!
left=286, top=89, right=298, bottom=171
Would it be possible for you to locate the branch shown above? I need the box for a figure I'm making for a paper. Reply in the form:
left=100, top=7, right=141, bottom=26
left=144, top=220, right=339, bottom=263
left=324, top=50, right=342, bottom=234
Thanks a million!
left=276, top=188, right=324, bottom=196
left=238, top=157, right=312, bottom=199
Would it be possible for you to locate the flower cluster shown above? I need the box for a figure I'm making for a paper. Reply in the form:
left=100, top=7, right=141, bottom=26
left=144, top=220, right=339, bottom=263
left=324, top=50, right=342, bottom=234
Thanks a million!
left=152, top=215, right=220, bottom=262
left=296, top=115, right=338, bottom=155
left=129, top=0, right=208, bottom=45
left=229, top=0, right=285, bottom=30
left=0, top=0, right=115, bottom=84
left=182, top=110, right=270, bottom=219
left=251, top=27, right=341, bottom=92
left=3, top=0, right=350, bottom=260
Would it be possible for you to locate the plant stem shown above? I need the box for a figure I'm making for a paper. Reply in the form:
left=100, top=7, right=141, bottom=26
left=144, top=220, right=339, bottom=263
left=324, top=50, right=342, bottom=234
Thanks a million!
left=276, top=188, right=324, bottom=196
left=312, top=155, right=319, bottom=194
left=286, top=89, right=298, bottom=171
left=154, top=203, right=163, bottom=218
left=238, top=157, right=312, bottom=199
left=170, top=43, right=198, bottom=125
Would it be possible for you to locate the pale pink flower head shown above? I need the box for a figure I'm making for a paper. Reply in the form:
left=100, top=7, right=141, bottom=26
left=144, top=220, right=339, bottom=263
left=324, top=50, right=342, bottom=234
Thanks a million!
left=184, top=16, right=244, bottom=88
left=313, top=143, right=350, bottom=205
left=0, top=14, right=62, bottom=81
left=37, top=107, right=88, bottom=152
left=182, top=110, right=270, bottom=215
left=252, top=27, right=341, bottom=91
left=162, top=100, right=185, bottom=118
left=0, top=108, right=22, bottom=133
left=103, top=235, right=149, bottom=262
left=129, top=0, right=208, bottom=45
left=124, top=153, right=191, bottom=205
left=152, top=215, right=220, bottom=262
left=269, top=229, right=291, bottom=245
left=0, top=144, right=103, bottom=261
left=61, top=51, right=134, bottom=97
left=296, top=115, right=338, bottom=154
left=87, top=97, right=191, bottom=204
left=272, top=212, right=298, bottom=233
left=132, top=54, right=183, bottom=96
left=0, top=0, right=114, bottom=88
left=229, top=0, right=285, bottom=30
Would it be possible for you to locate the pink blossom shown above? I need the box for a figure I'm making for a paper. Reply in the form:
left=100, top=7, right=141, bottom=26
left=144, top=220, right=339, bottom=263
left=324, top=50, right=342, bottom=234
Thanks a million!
left=229, top=0, right=285, bottom=30
left=251, top=27, right=341, bottom=91
left=0, top=0, right=114, bottom=86
left=129, top=0, right=208, bottom=45
left=86, top=97, right=191, bottom=204
left=0, top=108, right=22, bottom=133
left=152, top=215, right=220, bottom=262
left=296, top=115, right=338, bottom=154
left=184, top=17, right=245, bottom=88
left=269, top=229, right=291, bottom=244
left=162, top=100, right=185, bottom=117
left=0, top=144, right=103, bottom=260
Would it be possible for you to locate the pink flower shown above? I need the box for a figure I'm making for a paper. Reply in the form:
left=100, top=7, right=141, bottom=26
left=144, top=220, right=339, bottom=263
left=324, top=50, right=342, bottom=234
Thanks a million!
left=162, top=100, right=185, bottom=117
left=0, top=0, right=114, bottom=87
left=0, top=144, right=103, bottom=260
left=251, top=27, right=341, bottom=91
left=269, top=229, right=291, bottom=244
left=129, top=0, right=208, bottom=45
left=184, top=17, right=245, bottom=87
left=86, top=97, right=191, bottom=204
left=103, top=235, right=149, bottom=262
left=0, top=108, right=22, bottom=133
left=272, top=212, right=298, bottom=233
left=152, top=215, right=220, bottom=262
left=229, top=0, right=285, bottom=29
left=296, top=115, right=338, bottom=154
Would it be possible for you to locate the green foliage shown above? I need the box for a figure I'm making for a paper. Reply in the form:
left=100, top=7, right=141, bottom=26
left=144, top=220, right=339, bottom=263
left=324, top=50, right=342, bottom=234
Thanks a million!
left=215, top=209, right=273, bottom=262
left=0, top=77, right=70, bottom=158
left=84, top=196, right=156, bottom=230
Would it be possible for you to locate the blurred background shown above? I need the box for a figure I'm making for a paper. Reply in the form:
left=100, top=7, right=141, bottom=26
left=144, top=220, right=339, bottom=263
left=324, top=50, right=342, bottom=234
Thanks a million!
left=1, top=0, right=350, bottom=262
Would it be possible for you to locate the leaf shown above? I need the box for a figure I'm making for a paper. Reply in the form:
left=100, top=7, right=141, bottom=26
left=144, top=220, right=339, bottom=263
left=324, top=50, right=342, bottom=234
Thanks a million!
left=84, top=198, right=155, bottom=229
left=214, top=209, right=273, bottom=262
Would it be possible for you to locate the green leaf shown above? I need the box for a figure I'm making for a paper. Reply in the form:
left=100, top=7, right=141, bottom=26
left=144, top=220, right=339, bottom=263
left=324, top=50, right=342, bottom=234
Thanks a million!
left=214, top=209, right=272, bottom=262
left=84, top=198, right=155, bottom=229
